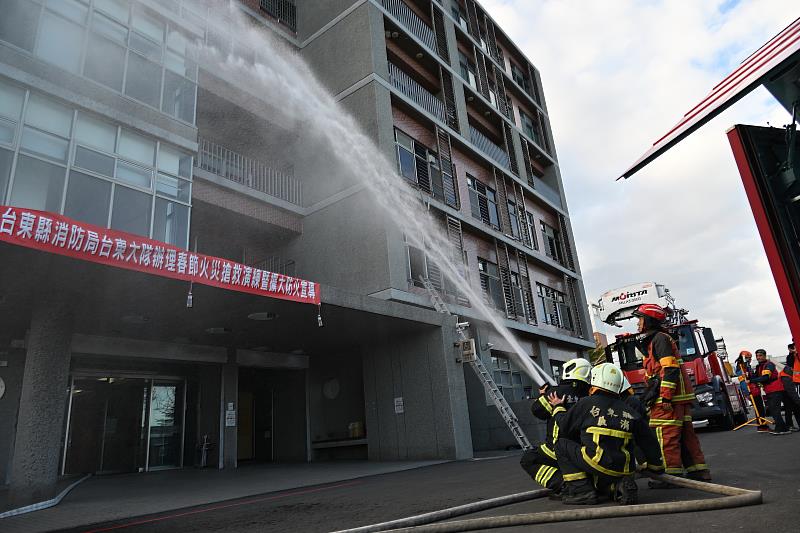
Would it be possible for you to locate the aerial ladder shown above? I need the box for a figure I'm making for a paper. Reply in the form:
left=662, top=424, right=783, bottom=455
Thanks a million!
left=420, top=277, right=533, bottom=451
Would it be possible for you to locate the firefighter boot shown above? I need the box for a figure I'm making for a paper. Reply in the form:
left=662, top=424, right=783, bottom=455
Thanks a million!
left=686, top=469, right=712, bottom=482
left=547, top=480, right=564, bottom=500
left=561, top=480, right=598, bottom=505
left=613, top=476, right=638, bottom=505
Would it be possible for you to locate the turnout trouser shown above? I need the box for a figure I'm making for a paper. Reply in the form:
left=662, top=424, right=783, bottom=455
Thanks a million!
left=554, top=439, right=616, bottom=494
left=765, top=391, right=788, bottom=432
left=520, top=445, right=562, bottom=490
left=649, top=403, right=708, bottom=475
left=781, top=377, right=800, bottom=427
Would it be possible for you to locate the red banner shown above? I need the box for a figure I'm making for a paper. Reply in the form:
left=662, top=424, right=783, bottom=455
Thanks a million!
left=0, top=206, right=320, bottom=305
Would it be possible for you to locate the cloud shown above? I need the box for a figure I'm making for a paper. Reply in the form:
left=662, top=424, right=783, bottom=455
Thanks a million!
left=482, top=0, right=794, bottom=357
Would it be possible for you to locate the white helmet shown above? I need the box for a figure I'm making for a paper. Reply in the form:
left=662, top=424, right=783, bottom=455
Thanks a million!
left=620, top=374, right=632, bottom=393
left=562, top=358, right=591, bottom=384
left=591, top=363, right=623, bottom=394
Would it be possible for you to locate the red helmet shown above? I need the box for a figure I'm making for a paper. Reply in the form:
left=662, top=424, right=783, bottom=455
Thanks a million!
left=633, top=303, right=667, bottom=322
left=739, top=350, right=752, bottom=358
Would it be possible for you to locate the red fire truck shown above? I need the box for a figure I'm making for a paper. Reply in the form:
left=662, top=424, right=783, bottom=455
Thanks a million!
left=598, top=283, right=748, bottom=429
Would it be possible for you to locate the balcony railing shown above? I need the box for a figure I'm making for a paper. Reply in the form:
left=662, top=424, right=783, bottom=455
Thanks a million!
left=469, top=125, right=510, bottom=170
left=260, top=0, right=297, bottom=32
left=381, top=0, right=437, bottom=52
left=388, top=62, right=446, bottom=122
left=249, top=256, right=296, bottom=276
left=196, top=138, right=303, bottom=206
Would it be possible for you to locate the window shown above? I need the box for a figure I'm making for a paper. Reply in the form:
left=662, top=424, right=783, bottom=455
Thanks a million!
left=520, top=111, right=540, bottom=145
left=451, top=4, right=469, bottom=32
left=507, top=200, right=520, bottom=239
left=490, top=352, right=532, bottom=402
left=510, top=272, right=526, bottom=318
left=407, top=243, right=427, bottom=286
left=0, top=85, right=192, bottom=247
left=467, top=175, right=500, bottom=229
left=9, top=155, right=66, bottom=212
left=525, top=211, right=538, bottom=249
left=64, top=170, right=112, bottom=226
left=111, top=185, right=151, bottom=237
left=478, top=258, right=506, bottom=311
left=394, top=129, right=416, bottom=182
left=536, top=283, right=574, bottom=331
left=0, top=0, right=198, bottom=125
left=540, top=221, right=564, bottom=264
left=0, top=0, right=40, bottom=52
left=511, top=63, right=530, bottom=93
left=394, top=128, right=457, bottom=208
left=458, top=51, right=477, bottom=89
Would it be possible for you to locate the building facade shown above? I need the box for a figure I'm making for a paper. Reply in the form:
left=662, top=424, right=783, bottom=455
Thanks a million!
left=0, top=0, right=592, bottom=505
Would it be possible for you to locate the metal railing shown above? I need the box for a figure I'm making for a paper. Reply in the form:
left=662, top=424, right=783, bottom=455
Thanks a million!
left=260, top=0, right=297, bottom=32
left=469, top=125, right=510, bottom=170
left=380, top=0, right=437, bottom=52
left=388, top=62, right=446, bottom=122
left=249, top=256, right=296, bottom=276
left=196, top=138, right=303, bottom=206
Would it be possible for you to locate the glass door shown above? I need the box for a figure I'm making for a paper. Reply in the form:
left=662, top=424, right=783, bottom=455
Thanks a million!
left=147, top=381, right=184, bottom=470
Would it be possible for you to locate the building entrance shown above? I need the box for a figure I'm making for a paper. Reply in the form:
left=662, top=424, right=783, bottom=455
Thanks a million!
left=62, top=376, right=185, bottom=475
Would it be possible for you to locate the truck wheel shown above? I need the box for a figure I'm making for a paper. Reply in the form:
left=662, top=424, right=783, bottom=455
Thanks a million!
left=718, top=395, right=735, bottom=431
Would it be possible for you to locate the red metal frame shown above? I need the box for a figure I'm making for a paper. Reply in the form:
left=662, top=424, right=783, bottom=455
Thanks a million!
left=727, top=125, right=800, bottom=342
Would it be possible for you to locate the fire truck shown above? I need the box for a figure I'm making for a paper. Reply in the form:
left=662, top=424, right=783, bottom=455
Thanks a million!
left=597, top=283, right=748, bottom=429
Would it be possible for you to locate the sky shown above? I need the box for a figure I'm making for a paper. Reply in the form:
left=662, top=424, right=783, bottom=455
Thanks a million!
left=480, top=0, right=796, bottom=359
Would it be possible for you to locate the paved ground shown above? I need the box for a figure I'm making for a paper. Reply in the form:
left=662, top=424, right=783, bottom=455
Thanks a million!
left=4, top=428, right=797, bottom=532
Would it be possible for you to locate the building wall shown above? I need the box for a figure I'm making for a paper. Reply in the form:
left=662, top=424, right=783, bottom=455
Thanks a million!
left=362, top=322, right=472, bottom=460
left=308, top=352, right=365, bottom=443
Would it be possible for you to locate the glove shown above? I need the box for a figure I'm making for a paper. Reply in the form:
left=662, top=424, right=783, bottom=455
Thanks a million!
left=641, top=377, right=660, bottom=407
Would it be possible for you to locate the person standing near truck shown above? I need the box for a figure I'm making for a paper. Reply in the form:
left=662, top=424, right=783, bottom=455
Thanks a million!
left=634, top=304, right=711, bottom=484
left=780, top=343, right=800, bottom=431
left=751, top=349, right=791, bottom=435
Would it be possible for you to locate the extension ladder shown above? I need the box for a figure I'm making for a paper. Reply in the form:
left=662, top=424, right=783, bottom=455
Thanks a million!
left=420, top=277, right=533, bottom=451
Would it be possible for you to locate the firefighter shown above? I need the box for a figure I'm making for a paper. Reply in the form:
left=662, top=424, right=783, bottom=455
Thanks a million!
left=780, top=343, right=800, bottom=431
left=519, top=357, right=591, bottom=494
left=549, top=363, right=664, bottom=505
left=751, top=349, right=791, bottom=435
left=634, top=303, right=711, bottom=484
left=621, top=375, right=647, bottom=419
left=736, top=350, right=770, bottom=432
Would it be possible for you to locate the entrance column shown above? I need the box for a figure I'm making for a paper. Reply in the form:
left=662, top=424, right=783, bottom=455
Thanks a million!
left=9, top=292, right=75, bottom=505
left=221, top=347, right=238, bottom=469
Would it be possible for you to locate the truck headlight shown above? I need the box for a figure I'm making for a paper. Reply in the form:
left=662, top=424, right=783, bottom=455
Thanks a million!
left=696, top=392, right=714, bottom=403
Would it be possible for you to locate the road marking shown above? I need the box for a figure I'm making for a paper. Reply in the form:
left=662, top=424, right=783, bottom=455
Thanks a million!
left=81, top=480, right=362, bottom=532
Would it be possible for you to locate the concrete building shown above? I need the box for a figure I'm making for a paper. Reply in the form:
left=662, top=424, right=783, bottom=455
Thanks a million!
left=0, top=0, right=592, bottom=505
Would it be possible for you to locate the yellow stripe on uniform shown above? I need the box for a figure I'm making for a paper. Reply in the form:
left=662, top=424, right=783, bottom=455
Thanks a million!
left=661, top=381, right=677, bottom=389
left=586, top=427, right=633, bottom=439
left=685, top=463, right=708, bottom=472
left=553, top=406, right=567, bottom=416
left=540, top=443, right=556, bottom=460
left=563, top=472, right=588, bottom=481
left=541, top=467, right=558, bottom=486
left=539, top=395, right=554, bottom=414
left=659, top=356, right=680, bottom=368
left=581, top=447, right=628, bottom=476
left=649, top=418, right=683, bottom=427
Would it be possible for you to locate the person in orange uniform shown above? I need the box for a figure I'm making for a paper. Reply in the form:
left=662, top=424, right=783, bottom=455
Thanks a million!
left=634, top=304, right=711, bottom=485
left=780, top=343, right=800, bottom=431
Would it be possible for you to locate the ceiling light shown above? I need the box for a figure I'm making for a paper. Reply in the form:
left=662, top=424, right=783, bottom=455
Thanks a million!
left=391, top=31, right=399, bottom=38
left=467, top=96, right=474, bottom=102
left=247, top=312, right=278, bottom=321
left=415, top=52, right=424, bottom=59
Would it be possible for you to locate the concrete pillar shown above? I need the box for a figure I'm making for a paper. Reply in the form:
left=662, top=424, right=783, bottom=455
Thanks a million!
left=221, top=348, right=238, bottom=469
left=536, top=339, right=552, bottom=381
left=9, top=293, right=74, bottom=505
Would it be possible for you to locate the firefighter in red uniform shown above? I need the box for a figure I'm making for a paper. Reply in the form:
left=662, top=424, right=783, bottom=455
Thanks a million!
left=780, top=343, right=800, bottom=431
left=751, top=349, right=791, bottom=435
left=634, top=304, right=711, bottom=484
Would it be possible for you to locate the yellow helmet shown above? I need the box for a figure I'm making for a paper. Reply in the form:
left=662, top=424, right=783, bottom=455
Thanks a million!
left=591, top=363, right=623, bottom=394
left=562, top=358, right=591, bottom=384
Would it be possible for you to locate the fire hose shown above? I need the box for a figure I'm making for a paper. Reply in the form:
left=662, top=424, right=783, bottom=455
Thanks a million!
left=332, top=471, right=762, bottom=533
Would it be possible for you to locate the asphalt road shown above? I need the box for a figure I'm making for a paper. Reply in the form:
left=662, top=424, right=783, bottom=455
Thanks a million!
left=57, top=428, right=798, bottom=533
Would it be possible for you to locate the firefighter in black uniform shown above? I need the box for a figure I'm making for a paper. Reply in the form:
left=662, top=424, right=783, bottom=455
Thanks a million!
left=519, top=357, right=591, bottom=493
left=550, top=363, right=664, bottom=505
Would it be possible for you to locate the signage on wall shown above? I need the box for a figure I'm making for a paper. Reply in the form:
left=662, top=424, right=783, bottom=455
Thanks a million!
left=0, top=206, right=321, bottom=305
left=394, top=397, right=404, bottom=414
left=0, top=377, right=5, bottom=400
left=225, top=409, right=237, bottom=427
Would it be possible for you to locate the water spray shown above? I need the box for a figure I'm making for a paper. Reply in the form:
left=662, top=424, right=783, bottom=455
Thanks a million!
left=199, top=5, right=557, bottom=386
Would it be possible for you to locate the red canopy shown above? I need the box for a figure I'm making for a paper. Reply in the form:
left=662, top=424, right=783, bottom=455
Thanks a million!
left=620, top=16, right=800, bottom=179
